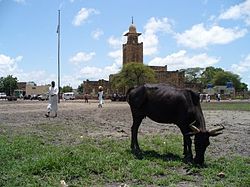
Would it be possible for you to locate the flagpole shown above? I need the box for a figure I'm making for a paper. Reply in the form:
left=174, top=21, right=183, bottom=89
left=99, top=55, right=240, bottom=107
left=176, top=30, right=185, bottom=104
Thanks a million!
left=57, top=9, right=61, bottom=103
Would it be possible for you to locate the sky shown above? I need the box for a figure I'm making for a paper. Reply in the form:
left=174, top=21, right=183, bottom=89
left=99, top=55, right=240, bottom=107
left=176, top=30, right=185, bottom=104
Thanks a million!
left=0, top=0, right=250, bottom=89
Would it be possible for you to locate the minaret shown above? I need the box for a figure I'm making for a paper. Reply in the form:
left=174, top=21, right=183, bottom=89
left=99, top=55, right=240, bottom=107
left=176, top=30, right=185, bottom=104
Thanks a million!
left=122, top=18, right=143, bottom=66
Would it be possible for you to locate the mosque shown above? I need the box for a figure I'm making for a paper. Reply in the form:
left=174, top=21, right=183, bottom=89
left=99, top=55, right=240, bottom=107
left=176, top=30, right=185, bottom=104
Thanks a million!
left=83, top=21, right=186, bottom=96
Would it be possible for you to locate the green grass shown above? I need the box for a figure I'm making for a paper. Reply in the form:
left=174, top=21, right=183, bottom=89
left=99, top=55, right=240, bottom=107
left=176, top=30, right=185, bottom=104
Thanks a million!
left=201, top=101, right=250, bottom=111
left=0, top=134, right=249, bottom=186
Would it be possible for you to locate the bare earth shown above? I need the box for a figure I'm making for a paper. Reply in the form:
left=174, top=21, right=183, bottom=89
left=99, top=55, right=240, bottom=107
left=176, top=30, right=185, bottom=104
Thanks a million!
left=0, top=99, right=249, bottom=159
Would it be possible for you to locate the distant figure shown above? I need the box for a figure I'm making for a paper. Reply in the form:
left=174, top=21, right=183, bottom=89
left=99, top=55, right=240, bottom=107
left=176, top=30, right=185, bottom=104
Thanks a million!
left=217, top=93, right=221, bottom=102
left=205, top=94, right=210, bottom=102
left=98, top=86, right=104, bottom=108
left=84, top=93, right=89, bottom=103
left=200, top=93, right=203, bottom=103
left=45, top=81, right=58, bottom=117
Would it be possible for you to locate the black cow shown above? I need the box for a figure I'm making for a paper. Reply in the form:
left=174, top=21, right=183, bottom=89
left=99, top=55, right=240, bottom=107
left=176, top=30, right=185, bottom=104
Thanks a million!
left=127, top=84, right=224, bottom=165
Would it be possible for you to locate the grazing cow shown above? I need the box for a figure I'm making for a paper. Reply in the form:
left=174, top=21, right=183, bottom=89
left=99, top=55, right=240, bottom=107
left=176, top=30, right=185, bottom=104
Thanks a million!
left=127, top=84, right=224, bottom=165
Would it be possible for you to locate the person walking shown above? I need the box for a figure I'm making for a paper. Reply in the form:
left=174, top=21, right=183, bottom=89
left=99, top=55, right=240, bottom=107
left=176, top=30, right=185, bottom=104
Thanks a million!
left=98, top=86, right=104, bottom=108
left=84, top=93, right=89, bottom=103
left=45, top=81, right=58, bottom=117
left=217, top=93, right=221, bottom=102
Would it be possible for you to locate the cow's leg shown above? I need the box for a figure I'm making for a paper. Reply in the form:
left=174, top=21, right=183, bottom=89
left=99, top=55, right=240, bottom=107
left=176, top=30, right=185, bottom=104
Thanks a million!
left=131, top=117, right=143, bottom=155
left=183, top=135, right=193, bottom=163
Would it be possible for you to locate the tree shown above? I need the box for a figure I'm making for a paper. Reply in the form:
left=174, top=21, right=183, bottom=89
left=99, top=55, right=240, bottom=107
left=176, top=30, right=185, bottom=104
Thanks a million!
left=61, top=85, right=73, bottom=93
left=212, top=71, right=241, bottom=91
left=77, top=84, right=83, bottom=94
left=181, top=66, right=248, bottom=91
left=181, top=67, right=204, bottom=84
left=200, top=66, right=224, bottom=88
left=2, top=75, right=18, bottom=96
left=239, top=82, right=248, bottom=92
left=111, top=62, right=156, bottom=91
left=0, top=77, right=4, bottom=92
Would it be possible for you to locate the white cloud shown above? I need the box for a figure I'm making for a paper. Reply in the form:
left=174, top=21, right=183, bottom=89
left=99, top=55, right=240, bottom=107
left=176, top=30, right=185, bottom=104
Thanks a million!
left=107, top=36, right=124, bottom=67
left=61, top=62, right=121, bottom=88
left=219, top=0, right=250, bottom=26
left=148, top=50, right=219, bottom=70
left=108, top=36, right=124, bottom=49
left=0, top=54, right=22, bottom=76
left=142, top=17, right=174, bottom=55
left=91, top=29, right=104, bottom=40
left=69, top=52, right=95, bottom=65
left=18, top=70, right=55, bottom=85
left=175, top=23, right=247, bottom=49
left=0, top=53, right=110, bottom=89
left=230, top=54, right=250, bottom=87
left=231, top=54, right=250, bottom=74
left=67, top=49, right=121, bottom=86
left=72, top=8, right=99, bottom=26
left=108, top=49, right=122, bottom=66
left=0, top=54, right=56, bottom=86
left=61, top=74, right=82, bottom=88
left=78, top=64, right=119, bottom=81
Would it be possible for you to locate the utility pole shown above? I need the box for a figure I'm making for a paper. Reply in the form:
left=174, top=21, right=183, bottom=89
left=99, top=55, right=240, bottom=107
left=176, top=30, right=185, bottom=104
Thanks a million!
left=57, top=10, right=61, bottom=103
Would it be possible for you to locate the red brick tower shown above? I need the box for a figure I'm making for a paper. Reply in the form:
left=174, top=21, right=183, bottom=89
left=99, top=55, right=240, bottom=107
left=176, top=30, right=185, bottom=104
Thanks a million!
left=122, top=18, right=143, bottom=65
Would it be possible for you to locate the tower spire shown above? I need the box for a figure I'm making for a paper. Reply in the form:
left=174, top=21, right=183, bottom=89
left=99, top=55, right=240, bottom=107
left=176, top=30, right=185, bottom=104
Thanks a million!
left=131, top=16, right=133, bottom=24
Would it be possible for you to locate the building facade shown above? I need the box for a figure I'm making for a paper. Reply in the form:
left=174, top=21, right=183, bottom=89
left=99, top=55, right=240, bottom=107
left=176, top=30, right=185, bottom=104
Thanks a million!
left=15, top=82, right=49, bottom=97
left=83, top=79, right=111, bottom=97
left=149, top=65, right=185, bottom=88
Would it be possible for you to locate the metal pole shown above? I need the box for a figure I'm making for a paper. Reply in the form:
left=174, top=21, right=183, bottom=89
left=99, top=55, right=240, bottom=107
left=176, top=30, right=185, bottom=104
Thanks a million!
left=57, top=10, right=61, bottom=103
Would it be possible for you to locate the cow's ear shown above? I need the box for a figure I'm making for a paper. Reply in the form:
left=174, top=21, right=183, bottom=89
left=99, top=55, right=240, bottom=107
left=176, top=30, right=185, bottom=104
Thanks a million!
left=190, top=90, right=200, bottom=106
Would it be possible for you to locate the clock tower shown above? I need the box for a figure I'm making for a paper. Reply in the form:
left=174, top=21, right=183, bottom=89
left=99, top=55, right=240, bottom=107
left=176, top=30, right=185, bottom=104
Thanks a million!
left=122, top=18, right=143, bottom=65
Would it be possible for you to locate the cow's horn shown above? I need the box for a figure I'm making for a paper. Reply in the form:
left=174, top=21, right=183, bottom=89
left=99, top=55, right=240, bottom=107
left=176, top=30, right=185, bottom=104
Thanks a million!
left=189, top=120, right=200, bottom=133
left=209, top=124, right=225, bottom=135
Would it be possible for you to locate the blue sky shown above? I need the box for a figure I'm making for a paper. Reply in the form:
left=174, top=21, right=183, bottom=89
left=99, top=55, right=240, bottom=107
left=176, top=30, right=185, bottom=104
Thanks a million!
left=1, top=0, right=250, bottom=89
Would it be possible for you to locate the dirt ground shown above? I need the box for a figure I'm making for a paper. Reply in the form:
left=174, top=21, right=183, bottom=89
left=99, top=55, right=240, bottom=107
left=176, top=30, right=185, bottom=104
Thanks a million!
left=0, top=99, right=249, bottom=159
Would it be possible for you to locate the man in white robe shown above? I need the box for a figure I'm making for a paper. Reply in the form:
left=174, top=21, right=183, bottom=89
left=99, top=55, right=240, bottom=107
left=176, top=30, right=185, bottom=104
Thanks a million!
left=98, top=86, right=104, bottom=108
left=45, top=81, right=58, bottom=117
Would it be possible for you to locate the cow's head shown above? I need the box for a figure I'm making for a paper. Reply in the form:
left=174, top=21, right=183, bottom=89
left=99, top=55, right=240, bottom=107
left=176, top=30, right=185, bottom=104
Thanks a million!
left=189, top=123, right=224, bottom=165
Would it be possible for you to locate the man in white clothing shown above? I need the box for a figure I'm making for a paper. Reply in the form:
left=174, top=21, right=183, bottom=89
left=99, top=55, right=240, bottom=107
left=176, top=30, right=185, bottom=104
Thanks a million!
left=45, top=81, right=58, bottom=117
left=98, top=86, right=104, bottom=108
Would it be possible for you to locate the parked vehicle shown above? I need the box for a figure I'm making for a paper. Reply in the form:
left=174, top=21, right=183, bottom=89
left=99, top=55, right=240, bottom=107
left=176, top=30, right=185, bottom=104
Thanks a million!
left=23, top=95, right=31, bottom=100
left=0, top=92, right=7, bottom=99
left=14, top=89, right=24, bottom=98
left=62, top=92, right=75, bottom=100
left=30, top=94, right=39, bottom=100
left=111, top=93, right=126, bottom=101
left=7, top=96, right=17, bottom=101
left=38, top=93, right=49, bottom=101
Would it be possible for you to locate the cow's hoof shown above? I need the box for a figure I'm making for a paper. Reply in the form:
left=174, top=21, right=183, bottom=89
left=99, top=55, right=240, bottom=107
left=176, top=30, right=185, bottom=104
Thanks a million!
left=131, top=149, right=143, bottom=159
left=184, top=156, right=193, bottom=164
left=193, top=163, right=206, bottom=168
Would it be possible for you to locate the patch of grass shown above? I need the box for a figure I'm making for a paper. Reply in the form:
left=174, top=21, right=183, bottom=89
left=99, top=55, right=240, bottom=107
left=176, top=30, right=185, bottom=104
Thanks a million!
left=201, top=102, right=250, bottom=111
left=187, top=156, right=250, bottom=187
left=0, top=134, right=249, bottom=186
